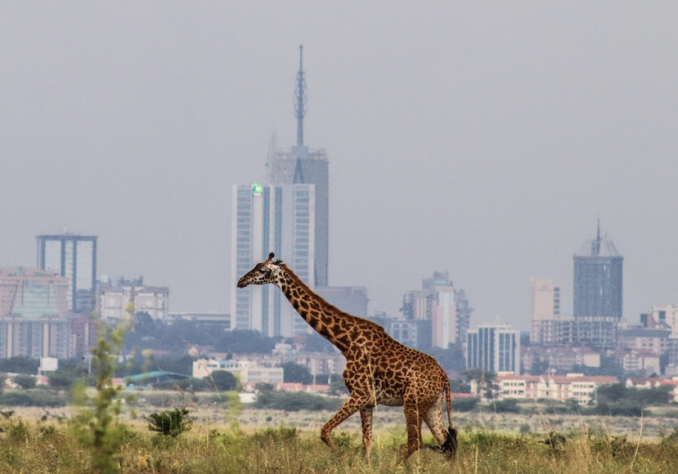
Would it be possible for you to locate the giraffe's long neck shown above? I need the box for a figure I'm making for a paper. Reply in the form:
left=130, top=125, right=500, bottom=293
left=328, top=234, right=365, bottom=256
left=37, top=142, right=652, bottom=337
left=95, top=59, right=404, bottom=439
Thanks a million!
left=276, top=265, right=354, bottom=352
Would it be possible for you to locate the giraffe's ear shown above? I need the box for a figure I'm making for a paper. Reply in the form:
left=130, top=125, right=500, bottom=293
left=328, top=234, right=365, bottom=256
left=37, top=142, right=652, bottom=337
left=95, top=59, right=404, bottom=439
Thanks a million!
left=268, top=252, right=275, bottom=260
left=274, top=259, right=283, bottom=265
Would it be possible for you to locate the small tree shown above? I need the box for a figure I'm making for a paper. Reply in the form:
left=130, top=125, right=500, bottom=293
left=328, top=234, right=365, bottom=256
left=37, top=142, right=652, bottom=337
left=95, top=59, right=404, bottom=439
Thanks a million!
left=209, top=370, right=237, bottom=391
left=48, top=366, right=87, bottom=390
left=14, top=374, right=36, bottom=390
left=147, top=408, right=192, bottom=437
left=281, top=362, right=312, bottom=384
left=71, top=318, right=131, bottom=474
left=254, top=382, right=274, bottom=392
left=329, top=378, right=349, bottom=396
left=0, top=372, right=7, bottom=394
left=463, top=369, right=498, bottom=399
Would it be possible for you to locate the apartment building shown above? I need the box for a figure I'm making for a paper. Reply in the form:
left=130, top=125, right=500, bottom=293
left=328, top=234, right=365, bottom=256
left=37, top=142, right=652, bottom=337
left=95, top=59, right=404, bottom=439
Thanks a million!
left=492, top=372, right=618, bottom=404
left=192, top=359, right=283, bottom=384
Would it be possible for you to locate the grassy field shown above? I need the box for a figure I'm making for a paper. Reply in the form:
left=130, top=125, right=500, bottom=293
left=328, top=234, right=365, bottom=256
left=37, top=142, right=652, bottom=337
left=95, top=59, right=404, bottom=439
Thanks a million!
left=1, top=407, right=677, bottom=473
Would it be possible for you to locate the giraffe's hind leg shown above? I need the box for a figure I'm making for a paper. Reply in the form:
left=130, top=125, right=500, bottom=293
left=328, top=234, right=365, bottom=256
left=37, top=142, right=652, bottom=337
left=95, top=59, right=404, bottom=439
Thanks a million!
left=423, top=396, right=448, bottom=446
left=403, top=388, right=437, bottom=459
left=360, top=407, right=373, bottom=453
left=423, top=396, right=457, bottom=461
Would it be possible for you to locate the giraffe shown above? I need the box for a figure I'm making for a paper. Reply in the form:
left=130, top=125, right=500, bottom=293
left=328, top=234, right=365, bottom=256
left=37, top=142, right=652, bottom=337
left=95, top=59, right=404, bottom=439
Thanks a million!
left=237, top=253, right=458, bottom=461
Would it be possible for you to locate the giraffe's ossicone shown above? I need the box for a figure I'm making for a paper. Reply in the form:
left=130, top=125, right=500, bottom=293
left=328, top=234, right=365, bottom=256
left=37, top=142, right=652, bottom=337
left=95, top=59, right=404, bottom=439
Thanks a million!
left=238, top=253, right=457, bottom=461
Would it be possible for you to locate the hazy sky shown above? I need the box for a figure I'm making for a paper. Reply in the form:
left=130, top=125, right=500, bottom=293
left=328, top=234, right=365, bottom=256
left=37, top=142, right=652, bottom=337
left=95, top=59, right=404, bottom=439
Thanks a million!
left=1, top=2, right=677, bottom=332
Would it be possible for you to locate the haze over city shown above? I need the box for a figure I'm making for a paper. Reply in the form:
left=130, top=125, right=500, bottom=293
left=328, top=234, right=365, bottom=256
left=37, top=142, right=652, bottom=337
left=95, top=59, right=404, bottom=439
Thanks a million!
left=1, top=2, right=677, bottom=332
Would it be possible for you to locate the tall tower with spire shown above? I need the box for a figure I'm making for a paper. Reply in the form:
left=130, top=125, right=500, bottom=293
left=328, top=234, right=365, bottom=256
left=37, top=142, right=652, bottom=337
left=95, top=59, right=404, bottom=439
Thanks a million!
left=267, top=45, right=330, bottom=287
left=573, top=221, right=623, bottom=318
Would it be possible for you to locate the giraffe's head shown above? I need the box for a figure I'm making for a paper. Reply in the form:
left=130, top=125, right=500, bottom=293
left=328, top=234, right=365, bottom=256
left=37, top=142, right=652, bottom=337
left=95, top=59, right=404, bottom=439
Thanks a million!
left=237, top=252, right=284, bottom=288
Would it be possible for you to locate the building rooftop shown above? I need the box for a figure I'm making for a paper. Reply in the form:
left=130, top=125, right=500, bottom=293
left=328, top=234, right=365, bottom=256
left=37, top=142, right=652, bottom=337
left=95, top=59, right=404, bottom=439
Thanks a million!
left=621, top=329, right=671, bottom=338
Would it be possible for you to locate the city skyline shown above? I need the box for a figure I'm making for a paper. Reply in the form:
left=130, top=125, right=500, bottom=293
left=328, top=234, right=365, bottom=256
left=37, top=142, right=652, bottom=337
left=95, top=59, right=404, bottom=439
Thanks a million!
left=1, top=3, right=678, bottom=333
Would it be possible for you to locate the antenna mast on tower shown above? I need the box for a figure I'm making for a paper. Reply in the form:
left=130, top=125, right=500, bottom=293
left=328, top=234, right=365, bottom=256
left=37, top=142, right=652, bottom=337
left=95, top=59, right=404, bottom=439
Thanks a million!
left=294, top=44, right=307, bottom=147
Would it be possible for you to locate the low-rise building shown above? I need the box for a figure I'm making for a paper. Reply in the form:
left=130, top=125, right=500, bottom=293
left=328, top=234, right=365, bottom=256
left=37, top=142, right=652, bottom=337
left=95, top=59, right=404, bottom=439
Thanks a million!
left=626, top=377, right=678, bottom=402
left=240, top=382, right=331, bottom=393
left=192, top=359, right=283, bottom=384
left=491, top=372, right=618, bottom=404
left=522, top=346, right=600, bottom=374
left=168, top=312, right=230, bottom=330
left=98, top=277, right=169, bottom=320
left=643, top=305, right=678, bottom=336
left=618, top=328, right=670, bottom=355
left=295, top=352, right=346, bottom=379
left=606, top=349, right=661, bottom=375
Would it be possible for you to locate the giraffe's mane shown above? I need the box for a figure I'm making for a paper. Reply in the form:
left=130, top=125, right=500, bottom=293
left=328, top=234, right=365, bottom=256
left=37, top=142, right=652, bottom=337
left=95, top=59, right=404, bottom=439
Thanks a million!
left=279, top=263, right=385, bottom=330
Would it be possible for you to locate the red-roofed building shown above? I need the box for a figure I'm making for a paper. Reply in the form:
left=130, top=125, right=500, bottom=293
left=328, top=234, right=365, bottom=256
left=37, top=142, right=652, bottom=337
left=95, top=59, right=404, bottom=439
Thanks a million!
left=488, top=372, right=618, bottom=404
left=625, top=377, right=678, bottom=402
left=606, top=349, right=660, bottom=375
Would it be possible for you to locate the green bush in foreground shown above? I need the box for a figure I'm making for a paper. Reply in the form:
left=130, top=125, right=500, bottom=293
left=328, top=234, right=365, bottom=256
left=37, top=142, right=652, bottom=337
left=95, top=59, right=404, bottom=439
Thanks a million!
left=146, top=407, right=193, bottom=437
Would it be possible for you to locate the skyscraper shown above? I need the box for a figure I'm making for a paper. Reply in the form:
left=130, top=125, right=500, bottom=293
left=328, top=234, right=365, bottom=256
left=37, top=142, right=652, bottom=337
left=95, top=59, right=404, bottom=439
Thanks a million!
left=230, top=182, right=316, bottom=337
left=402, top=272, right=472, bottom=347
left=573, top=222, right=623, bottom=318
left=36, top=234, right=97, bottom=313
left=267, top=45, right=329, bottom=287
left=530, top=277, right=561, bottom=345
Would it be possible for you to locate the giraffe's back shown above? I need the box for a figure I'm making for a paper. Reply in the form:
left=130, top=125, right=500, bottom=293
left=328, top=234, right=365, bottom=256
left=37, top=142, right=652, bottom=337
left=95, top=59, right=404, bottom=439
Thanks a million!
left=342, top=324, right=447, bottom=407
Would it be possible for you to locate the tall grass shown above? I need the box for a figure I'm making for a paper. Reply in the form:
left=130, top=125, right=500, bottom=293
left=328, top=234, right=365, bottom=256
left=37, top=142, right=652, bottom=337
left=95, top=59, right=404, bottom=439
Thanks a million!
left=0, top=418, right=675, bottom=473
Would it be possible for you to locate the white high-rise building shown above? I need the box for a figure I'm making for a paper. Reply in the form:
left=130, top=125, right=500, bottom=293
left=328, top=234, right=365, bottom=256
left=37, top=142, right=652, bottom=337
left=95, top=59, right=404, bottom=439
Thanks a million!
left=432, top=286, right=456, bottom=349
left=530, top=277, right=561, bottom=345
left=230, top=183, right=315, bottom=337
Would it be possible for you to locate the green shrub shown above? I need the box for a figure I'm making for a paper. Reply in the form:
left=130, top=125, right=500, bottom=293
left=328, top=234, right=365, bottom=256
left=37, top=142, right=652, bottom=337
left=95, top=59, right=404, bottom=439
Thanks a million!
left=332, top=430, right=358, bottom=448
left=0, top=357, right=39, bottom=374
left=39, top=425, right=56, bottom=435
left=586, top=402, right=644, bottom=417
left=146, top=407, right=193, bottom=437
left=452, top=396, right=479, bottom=412
left=0, top=390, right=67, bottom=407
left=250, top=426, right=298, bottom=446
left=7, top=419, right=30, bottom=443
left=492, top=398, right=521, bottom=413
left=13, top=374, right=37, bottom=390
left=48, top=366, right=87, bottom=390
left=253, top=391, right=344, bottom=412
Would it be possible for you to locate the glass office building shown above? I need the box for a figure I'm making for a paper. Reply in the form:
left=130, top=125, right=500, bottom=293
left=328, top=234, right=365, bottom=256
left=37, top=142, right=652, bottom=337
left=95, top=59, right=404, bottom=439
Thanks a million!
left=466, top=324, right=520, bottom=374
left=230, top=183, right=315, bottom=337
left=37, top=234, right=97, bottom=313
left=0, top=267, right=72, bottom=358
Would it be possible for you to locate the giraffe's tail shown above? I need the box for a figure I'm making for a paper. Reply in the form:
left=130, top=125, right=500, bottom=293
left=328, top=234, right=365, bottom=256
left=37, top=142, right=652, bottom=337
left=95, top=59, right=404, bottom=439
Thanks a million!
left=441, top=377, right=458, bottom=459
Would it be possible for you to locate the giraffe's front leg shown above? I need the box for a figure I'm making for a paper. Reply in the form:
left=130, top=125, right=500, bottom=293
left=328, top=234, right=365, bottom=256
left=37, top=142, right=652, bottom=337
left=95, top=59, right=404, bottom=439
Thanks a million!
left=320, top=397, right=364, bottom=451
left=360, top=406, right=373, bottom=453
